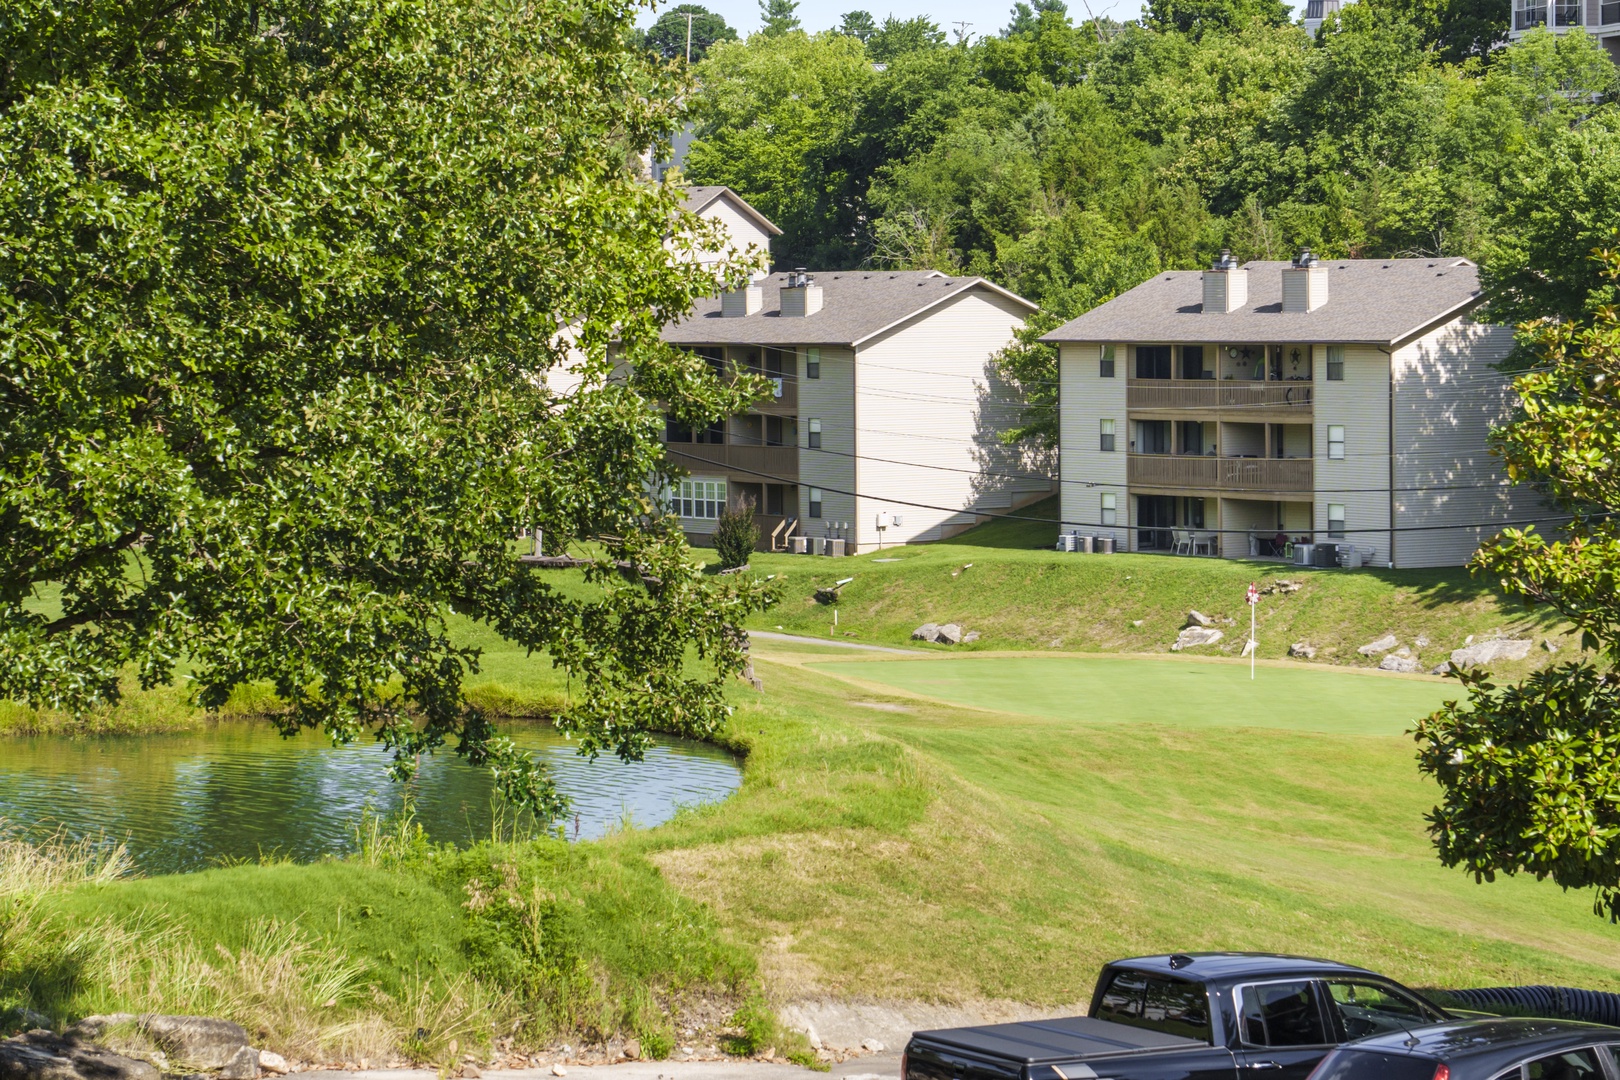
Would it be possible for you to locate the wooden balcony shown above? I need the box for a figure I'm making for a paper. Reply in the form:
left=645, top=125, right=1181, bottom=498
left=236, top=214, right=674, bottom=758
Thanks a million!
left=738, top=373, right=796, bottom=411
left=1128, top=453, right=1314, bottom=494
left=665, top=441, right=799, bottom=481
left=1127, top=378, right=1313, bottom=416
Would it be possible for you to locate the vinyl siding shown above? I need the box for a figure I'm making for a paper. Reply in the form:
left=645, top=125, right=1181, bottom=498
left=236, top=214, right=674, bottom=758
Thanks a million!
left=1059, top=342, right=1129, bottom=544
left=851, top=288, right=1037, bottom=551
left=1313, top=343, right=1392, bottom=565
left=1392, top=319, right=1547, bottom=567
left=691, top=197, right=774, bottom=276
left=798, top=345, right=857, bottom=542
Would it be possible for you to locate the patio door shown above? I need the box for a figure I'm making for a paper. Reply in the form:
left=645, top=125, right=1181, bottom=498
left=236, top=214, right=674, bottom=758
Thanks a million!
left=1137, top=495, right=1176, bottom=550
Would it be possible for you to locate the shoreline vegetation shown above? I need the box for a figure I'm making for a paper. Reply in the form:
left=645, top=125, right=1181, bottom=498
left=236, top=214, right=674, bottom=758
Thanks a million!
left=6, top=517, right=1615, bottom=1066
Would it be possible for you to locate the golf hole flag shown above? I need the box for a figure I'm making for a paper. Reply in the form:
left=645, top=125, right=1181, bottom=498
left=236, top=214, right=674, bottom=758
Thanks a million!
left=1246, top=583, right=1258, bottom=678
left=1246, top=583, right=1258, bottom=605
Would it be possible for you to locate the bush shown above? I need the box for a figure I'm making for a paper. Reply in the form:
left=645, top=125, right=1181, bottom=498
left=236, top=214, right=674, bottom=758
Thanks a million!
left=714, top=499, right=758, bottom=570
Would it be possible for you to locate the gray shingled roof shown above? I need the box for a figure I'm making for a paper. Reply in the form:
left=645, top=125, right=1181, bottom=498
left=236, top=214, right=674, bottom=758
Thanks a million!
left=1039, top=258, right=1486, bottom=346
left=662, top=270, right=1038, bottom=348
left=680, top=185, right=783, bottom=237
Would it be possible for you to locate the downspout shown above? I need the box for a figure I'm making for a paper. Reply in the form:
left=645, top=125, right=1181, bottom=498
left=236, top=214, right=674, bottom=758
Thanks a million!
left=1380, top=345, right=1396, bottom=569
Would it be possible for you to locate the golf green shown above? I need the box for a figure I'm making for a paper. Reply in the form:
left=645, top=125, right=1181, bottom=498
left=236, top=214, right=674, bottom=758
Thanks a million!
left=806, top=655, right=1460, bottom=736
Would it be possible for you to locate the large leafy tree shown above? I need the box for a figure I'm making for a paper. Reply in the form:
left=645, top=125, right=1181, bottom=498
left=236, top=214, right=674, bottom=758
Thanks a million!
left=645, top=4, right=738, bottom=63
left=0, top=0, right=770, bottom=814
left=1415, top=248, right=1620, bottom=920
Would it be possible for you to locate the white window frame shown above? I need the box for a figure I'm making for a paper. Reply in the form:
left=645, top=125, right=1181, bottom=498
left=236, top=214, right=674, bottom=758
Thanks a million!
left=808, top=487, right=824, bottom=518
left=805, top=347, right=821, bottom=380
left=1327, top=425, right=1345, bottom=460
left=1100, top=418, right=1116, bottom=452
left=678, top=478, right=727, bottom=521
left=1326, top=345, right=1345, bottom=381
left=1100, top=344, right=1116, bottom=378
left=1101, top=492, right=1117, bottom=526
left=1328, top=503, right=1345, bottom=538
left=808, top=418, right=822, bottom=449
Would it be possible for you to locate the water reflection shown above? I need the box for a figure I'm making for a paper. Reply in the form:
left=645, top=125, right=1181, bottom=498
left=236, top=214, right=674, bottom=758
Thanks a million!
left=0, top=723, right=741, bottom=875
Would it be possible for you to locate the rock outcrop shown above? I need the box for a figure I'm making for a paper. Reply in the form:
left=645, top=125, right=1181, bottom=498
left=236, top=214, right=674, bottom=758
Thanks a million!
left=1358, top=634, right=1399, bottom=656
left=1171, top=627, right=1223, bottom=651
left=911, top=622, right=978, bottom=645
left=1378, top=654, right=1423, bottom=673
left=1449, top=638, right=1532, bottom=667
left=1, top=1030, right=159, bottom=1080
left=1288, top=642, right=1317, bottom=660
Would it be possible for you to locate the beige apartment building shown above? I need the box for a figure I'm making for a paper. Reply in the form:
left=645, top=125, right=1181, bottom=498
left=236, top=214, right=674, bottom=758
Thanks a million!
left=1044, top=252, right=1548, bottom=569
left=660, top=270, right=1047, bottom=553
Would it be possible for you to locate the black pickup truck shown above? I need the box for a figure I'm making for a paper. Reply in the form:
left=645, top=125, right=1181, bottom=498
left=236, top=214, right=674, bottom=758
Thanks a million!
left=903, top=953, right=1453, bottom=1080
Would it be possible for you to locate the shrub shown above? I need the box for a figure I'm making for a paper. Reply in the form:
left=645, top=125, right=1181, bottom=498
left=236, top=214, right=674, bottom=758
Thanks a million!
left=713, top=499, right=758, bottom=570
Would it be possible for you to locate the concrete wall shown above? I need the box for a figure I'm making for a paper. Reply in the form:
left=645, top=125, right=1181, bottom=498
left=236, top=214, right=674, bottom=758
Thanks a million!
left=1313, top=343, right=1393, bottom=566
left=1059, top=342, right=1129, bottom=543
left=851, top=288, right=1036, bottom=551
left=1391, top=319, right=1549, bottom=567
left=798, top=345, right=857, bottom=542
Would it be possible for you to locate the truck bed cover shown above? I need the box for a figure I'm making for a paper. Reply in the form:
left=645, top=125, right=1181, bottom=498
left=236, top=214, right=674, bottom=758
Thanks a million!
left=911, top=1016, right=1205, bottom=1065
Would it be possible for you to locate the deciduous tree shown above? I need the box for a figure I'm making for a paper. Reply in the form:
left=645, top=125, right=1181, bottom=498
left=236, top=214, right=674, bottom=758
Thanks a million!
left=0, top=0, right=771, bottom=816
left=646, top=3, right=738, bottom=63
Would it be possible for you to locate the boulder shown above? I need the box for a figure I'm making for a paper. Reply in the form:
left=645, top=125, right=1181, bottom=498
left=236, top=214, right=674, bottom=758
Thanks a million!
left=1275, top=580, right=1301, bottom=593
left=1449, top=638, right=1533, bottom=668
left=255, top=1052, right=288, bottom=1076
left=961, top=630, right=981, bottom=644
left=861, top=1040, right=886, bottom=1053
left=218, top=1047, right=258, bottom=1080
left=1429, top=663, right=1452, bottom=676
left=1171, top=627, right=1223, bottom=651
left=936, top=623, right=963, bottom=645
left=1378, top=654, right=1422, bottom=673
left=1358, top=634, right=1399, bottom=656
left=910, top=623, right=939, bottom=642
left=623, top=1041, right=640, bottom=1061
left=0, top=1031, right=160, bottom=1080
left=0, top=1012, right=51, bottom=1038
left=134, top=1017, right=248, bottom=1071
left=1394, top=647, right=1411, bottom=657
left=1542, top=639, right=1559, bottom=653
left=1288, top=642, right=1316, bottom=660
left=61, top=1018, right=134, bottom=1044
left=1186, top=610, right=1213, bottom=627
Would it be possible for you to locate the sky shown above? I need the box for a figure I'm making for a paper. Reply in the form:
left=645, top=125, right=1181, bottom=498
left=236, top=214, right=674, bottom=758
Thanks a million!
left=634, top=0, right=1152, bottom=38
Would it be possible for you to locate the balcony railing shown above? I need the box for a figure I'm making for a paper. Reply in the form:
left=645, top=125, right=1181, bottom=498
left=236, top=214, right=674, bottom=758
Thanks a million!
left=1126, top=378, right=1314, bottom=412
left=1127, top=453, right=1314, bottom=493
left=665, top=441, right=799, bottom=480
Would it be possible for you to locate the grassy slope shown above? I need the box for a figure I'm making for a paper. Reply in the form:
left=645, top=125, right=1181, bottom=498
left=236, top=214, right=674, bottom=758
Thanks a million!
left=747, top=498, right=1571, bottom=679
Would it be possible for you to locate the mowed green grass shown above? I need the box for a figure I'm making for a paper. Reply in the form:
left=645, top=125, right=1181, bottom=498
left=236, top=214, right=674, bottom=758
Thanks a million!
left=806, top=655, right=1458, bottom=736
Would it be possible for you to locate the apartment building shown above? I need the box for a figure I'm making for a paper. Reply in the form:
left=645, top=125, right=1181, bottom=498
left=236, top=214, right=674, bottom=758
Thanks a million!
left=1508, top=0, right=1620, bottom=61
left=1044, top=252, right=1546, bottom=569
left=660, top=270, right=1047, bottom=553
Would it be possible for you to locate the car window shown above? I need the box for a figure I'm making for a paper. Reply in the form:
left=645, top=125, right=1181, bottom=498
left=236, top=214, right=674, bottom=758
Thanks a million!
left=1312, top=1049, right=1445, bottom=1080
left=1238, top=981, right=1330, bottom=1047
left=1323, top=981, right=1445, bottom=1039
left=1601, top=1047, right=1620, bottom=1076
left=1095, top=970, right=1211, bottom=1041
left=1525, top=1048, right=1603, bottom=1080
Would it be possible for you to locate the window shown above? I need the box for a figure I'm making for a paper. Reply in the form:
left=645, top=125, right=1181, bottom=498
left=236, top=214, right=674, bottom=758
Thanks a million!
left=1323, top=982, right=1445, bottom=1041
left=1094, top=970, right=1211, bottom=1042
left=805, top=347, right=821, bottom=380
left=766, top=415, right=784, bottom=446
left=1238, top=981, right=1330, bottom=1048
left=1137, top=419, right=1171, bottom=455
left=1312, top=1050, right=1451, bottom=1080
left=808, top=487, right=823, bottom=518
left=1101, top=492, right=1117, bottom=526
left=808, top=418, right=822, bottom=450
left=1100, top=345, right=1116, bottom=379
left=1135, top=344, right=1173, bottom=380
left=664, top=416, right=693, bottom=443
left=1100, top=419, right=1116, bottom=452
left=677, top=479, right=726, bottom=520
left=1326, top=345, right=1345, bottom=381
left=1328, top=424, right=1345, bottom=460
left=1600, top=1048, right=1620, bottom=1076
left=1328, top=503, right=1345, bottom=538
left=1180, top=345, right=1205, bottom=380
left=1525, top=1049, right=1604, bottom=1080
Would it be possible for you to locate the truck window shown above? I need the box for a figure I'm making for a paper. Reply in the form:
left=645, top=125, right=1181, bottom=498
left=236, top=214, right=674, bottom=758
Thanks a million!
left=1095, top=970, right=1211, bottom=1042
left=1322, top=981, right=1445, bottom=1040
left=1525, top=1048, right=1603, bottom=1080
left=1238, top=981, right=1329, bottom=1047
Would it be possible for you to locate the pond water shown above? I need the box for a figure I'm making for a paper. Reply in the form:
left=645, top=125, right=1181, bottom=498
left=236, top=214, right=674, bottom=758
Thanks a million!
left=0, top=723, right=741, bottom=876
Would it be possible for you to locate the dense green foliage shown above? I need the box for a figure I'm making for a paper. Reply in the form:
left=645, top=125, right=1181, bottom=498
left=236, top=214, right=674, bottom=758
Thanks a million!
left=0, top=0, right=772, bottom=814
left=713, top=500, right=759, bottom=570
left=684, top=8, right=1619, bottom=324
left=1417, top=250, right=1620, bottom=921
left=644, top=4, right=736, bottom=63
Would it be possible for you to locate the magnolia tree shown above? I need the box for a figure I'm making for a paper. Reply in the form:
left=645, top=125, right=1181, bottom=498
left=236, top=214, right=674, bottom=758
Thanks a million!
left=0, top=0, right=772, bottom=817
left=1414, top=248, right=1620, bottom=920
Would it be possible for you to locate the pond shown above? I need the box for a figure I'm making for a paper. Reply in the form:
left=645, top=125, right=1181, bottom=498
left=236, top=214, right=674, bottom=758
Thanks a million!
left=0, top=723, right=742, bottom=876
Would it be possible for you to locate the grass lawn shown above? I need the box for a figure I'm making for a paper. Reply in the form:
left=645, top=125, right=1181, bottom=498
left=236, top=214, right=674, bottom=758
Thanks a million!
left=804, top=654, right=1459, bottom=736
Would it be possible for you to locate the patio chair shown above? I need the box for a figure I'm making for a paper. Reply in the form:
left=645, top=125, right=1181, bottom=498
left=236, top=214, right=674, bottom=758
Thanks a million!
left=1193, top=532, right=1215, bottom=556
left=1171, top=529, right=1192, bottom=555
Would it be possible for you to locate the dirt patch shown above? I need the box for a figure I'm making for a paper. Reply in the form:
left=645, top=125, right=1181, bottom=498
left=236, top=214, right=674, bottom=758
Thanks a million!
left=851, top=701, right=913, bottom=713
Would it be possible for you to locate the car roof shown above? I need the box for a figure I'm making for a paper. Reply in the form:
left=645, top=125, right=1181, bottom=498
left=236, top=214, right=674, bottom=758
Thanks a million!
left=1109, top=953, right=1383, bottom=982
left=1338, top=1018, right=1620, bottom=1071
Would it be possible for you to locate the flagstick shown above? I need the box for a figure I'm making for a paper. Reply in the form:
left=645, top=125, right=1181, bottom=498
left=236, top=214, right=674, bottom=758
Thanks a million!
left=1251, top=600, right=1256, bottom=680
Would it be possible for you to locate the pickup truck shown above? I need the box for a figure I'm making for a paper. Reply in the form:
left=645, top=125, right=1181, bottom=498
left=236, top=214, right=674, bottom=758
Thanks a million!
left=902, top=953, right=1453, bottom=1080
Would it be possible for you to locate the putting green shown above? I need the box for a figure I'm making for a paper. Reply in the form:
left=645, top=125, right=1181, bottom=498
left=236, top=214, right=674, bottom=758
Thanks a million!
left=806, top=655, right=1460, bottom=736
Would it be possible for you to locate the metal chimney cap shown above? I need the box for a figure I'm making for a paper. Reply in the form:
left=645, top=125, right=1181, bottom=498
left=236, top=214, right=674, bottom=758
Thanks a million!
left=1212, top=248, right=1239, bottom=271
left=1293, top=247, right=1320, bottom=268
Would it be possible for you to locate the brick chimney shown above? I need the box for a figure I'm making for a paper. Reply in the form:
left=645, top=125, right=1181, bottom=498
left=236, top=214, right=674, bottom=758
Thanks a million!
left=1281, top=248, right=1329, bottom=313
left=1202, top=249, right=1247, bottom=314
left=780, top=269, right=823, bottom=317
